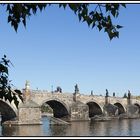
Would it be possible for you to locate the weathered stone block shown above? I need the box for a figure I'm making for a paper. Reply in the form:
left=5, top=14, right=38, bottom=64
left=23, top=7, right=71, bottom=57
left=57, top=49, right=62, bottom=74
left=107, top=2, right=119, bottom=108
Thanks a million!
left=126, top=104, right=139, bottom=116
left=70, top=101, right=90, bottom=121
left=103, top=103, right=118, bottom=116
left=17, top=100, right=42, bottom=125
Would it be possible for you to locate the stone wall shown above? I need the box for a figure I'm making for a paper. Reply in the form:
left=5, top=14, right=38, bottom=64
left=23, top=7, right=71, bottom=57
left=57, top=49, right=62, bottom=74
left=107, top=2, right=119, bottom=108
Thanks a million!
left=17, top=100, right=42, bottom=125
left=70, top=101, right=89, bottom=121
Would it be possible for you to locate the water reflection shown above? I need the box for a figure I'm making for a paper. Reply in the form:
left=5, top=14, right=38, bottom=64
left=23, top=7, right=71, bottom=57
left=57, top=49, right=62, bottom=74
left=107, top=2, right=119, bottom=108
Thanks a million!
left=1, top=117, right=140, bottom=136
left=2, top=125, right=43, bottom=136
left=65, top=121, right=91, bottom=136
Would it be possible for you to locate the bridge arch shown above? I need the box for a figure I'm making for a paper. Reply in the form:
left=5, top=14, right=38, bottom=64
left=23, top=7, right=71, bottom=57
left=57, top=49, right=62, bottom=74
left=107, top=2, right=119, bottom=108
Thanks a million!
left=41, top=98, right=69, bottom=118
left=114, top=102, right=126, bottom=114
left=134, top=103, right=140, bottom=113
left=86, top=101, right=103, bottom=117
left=0, top=100, right=17, bottom=123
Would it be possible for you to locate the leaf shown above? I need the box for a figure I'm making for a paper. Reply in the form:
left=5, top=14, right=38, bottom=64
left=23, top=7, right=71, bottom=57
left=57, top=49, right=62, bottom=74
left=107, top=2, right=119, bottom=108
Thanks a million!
left=8, top=16, right=11, bottom=23
left=5, top=91, right=12, bottom=102
left=114, top=31, right=119, bottom=38
left=22, top=18, right=26, bottom=27
left=97, top=24, right=102, bottom=31
left=116, top=25, right=123, bottom=29
left=38, top=4, right=44, bottom=11
left=14, top=89, right=22, bottom=95
left=82, top=8, right=88, bottom=16
left=18, top=95, right=23, bottom=102
left=13, top=22, right=18, bottom=32
left=1, top=76, right=8, bottom=85
left=107, top=31, right=115, bottom=40
left=111, top=9, right=116, bottom=17
left=4, top=66, right=8, bottom=75
left=31, top=5, right=37, bottom=14
left=105, top=4, right=111, bottom=12
left=121, top=4, right=126, bottom=8
left=13, top=94, right=19, bottom=108
left=78, top=13, right=82, bottom=21
left=59, top=4, right=67, bottom=9
left=92, top=22, right=96, bottom=28
left=86, top=16, right=92, bottom=26
left=95, top=12, right=101, bottom=21
left=69, top=4, right=77, bottom=12
left=7, top=96, right=13, bottom=103
left=0, top=64, right=8, bottom=74
left=6, top=4, right=10, bottom=11
left=14, top=99, right=19, bottom=109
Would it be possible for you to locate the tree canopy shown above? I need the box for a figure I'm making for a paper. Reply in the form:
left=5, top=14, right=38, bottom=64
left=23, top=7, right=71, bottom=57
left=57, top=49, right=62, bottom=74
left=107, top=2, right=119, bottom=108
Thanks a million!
left=0, top=55, right=23, bottom=108
left=4, top=3, right=126, bottom=40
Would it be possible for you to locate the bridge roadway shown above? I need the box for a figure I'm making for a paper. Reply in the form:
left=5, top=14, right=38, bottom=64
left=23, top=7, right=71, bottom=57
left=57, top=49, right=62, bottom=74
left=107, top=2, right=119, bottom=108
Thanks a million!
left=0, top=89, right=140, bottom=122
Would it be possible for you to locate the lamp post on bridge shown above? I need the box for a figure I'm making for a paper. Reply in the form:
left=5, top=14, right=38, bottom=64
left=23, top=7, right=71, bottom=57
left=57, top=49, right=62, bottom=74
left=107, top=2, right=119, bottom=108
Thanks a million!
left=51, top=85, right=54, bottom=93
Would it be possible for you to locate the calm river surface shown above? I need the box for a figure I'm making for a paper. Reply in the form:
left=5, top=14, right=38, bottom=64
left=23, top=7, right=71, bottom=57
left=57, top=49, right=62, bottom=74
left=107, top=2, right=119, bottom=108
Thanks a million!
left=1, top=116, right=140, bottom=136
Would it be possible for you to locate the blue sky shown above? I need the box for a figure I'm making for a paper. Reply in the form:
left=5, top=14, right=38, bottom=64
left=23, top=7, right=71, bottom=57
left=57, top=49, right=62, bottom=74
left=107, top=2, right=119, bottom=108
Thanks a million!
left=0, top=4, right=140, bottom=96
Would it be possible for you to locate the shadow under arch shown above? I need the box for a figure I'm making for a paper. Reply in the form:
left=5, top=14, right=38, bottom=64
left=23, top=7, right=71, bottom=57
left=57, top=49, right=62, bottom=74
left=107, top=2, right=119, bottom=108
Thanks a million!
left=134, top=103, right=140, bottom=113
left=86, top=101, right=103, bottom=117
left=41, top=99, right=69, bottom=118
left=0, top=100, right=16, bottom=123
left=114, top=102, right=125, bottom=115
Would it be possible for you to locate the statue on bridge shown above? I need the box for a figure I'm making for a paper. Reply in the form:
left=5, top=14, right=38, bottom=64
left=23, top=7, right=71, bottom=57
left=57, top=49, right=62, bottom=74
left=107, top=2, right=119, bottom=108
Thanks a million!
left=73, top=84, right=80, bottom=102
left=25, top=80, right=30, bottom=91
left=113, top=92, right=115, bottom=97
left=23, top=80, right=31, bottom=102
left=128, top=90, right=131, bottom=99
left=56, top=86, right=62, bottom=93
left=91, top=90, right=93, bottom=96
left=74, top=84, right=79, bottom=94
left=105, top=89, right=109, bottom=97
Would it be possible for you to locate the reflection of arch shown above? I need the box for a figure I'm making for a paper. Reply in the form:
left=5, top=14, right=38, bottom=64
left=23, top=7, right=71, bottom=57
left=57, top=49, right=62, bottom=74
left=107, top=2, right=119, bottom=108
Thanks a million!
left=41, top=99, right=69, bottom=118
left=0, top=100, right=16, bottom=123
left=114, top=103, right=125, bottom=115
left=86, top=101, right=103, bottom=117
left=134, top=103, right=140, bottom=113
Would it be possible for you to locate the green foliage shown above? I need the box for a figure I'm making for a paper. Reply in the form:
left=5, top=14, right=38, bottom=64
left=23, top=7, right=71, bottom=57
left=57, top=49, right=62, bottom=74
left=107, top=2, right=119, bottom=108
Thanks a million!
left=41, top=104, right=53, bottom=113
left=3, top=3, right=126, bottom=40
left=0, top=55, right=23, bottom=108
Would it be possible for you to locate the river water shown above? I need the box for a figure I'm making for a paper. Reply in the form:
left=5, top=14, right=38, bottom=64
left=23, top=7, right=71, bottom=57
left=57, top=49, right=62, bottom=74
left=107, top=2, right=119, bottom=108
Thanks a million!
left=1, top=116, right=140, bottom=136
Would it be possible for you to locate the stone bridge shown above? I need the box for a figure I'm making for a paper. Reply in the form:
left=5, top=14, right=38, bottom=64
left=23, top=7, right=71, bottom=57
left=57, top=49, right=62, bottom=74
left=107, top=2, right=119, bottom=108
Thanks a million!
left=1, top=84, right=140, bottom=124
left=30, top=90, right=140, bottom=119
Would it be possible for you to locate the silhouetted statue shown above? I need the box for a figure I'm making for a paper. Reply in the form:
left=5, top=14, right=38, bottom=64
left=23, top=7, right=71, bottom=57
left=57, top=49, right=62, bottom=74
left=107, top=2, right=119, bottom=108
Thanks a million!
left=106, top=89, right=109, bottom=97
left=91, top=90, right=93, bottom=96
left=113, top=92, right=115, bottom=97
left=75, top=84, right=79, bottom=94
left=56, top=86, right=62, bottom=93
left=60, top=87, right=62, bottom=93
left=128, top=90, right=131, bottom=99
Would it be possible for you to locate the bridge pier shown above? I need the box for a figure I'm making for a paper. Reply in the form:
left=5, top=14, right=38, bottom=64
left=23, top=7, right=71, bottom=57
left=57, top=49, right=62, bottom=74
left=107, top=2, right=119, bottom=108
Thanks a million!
left=70, top=85, right=90, bottom=121
left=70, top=101, right=90, bottom=121
left=17, top=81, right=42, bottom=125
left=17, top=100, right=42, bottom=125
